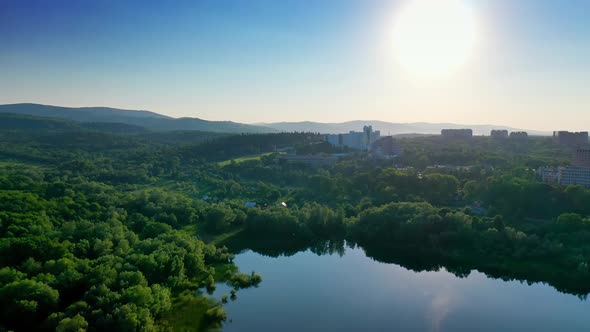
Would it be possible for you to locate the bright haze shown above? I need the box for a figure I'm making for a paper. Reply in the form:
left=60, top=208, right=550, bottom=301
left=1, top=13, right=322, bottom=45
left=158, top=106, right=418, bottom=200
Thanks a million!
left=1, top=0, right=588, bottom=131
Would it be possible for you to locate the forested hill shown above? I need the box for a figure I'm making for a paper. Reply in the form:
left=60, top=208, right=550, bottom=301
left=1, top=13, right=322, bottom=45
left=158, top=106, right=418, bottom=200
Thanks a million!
left=0, top=113, right=320, bottom=165
left=0, top=103, right=277, bottom=134
left=0, top=103, right=168, bottom=121
left=0, top=113, right=149, bottom=134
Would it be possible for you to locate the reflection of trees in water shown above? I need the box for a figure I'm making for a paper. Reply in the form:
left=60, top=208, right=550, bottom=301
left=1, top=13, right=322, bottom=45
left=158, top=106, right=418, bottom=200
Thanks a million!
left=223, top=233, right=346, bottom=258
left=222, top=232, right=313, bottom=258
left=359, top=242, right=590, bottom=300
left=225, top=234, right=589, bottom=299
left=309, top=238, right=346, bottom=257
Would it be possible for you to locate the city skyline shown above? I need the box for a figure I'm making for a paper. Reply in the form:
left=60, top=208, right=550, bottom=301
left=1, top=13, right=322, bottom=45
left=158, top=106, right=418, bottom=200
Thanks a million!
left=1, top=0, right=589, bottom=131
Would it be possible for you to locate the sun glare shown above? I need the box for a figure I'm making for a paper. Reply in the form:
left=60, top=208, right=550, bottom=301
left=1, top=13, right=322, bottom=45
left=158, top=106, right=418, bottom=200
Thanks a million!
left=393, top=0, right=478, bottom=79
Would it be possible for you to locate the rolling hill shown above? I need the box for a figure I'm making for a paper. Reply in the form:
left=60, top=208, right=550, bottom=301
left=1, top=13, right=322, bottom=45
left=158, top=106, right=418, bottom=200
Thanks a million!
left=0, top=113, right=229, bottom=152
left=0, top=103, right=277, bottom=134
left=0, top=113, right=151, bottom=134
left=0, top=103, right=552, bottom=136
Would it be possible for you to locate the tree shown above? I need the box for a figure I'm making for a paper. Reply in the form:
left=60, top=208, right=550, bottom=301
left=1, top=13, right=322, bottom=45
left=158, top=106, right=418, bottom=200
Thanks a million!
left=462, top=180, right=479, bottom=200
left=0, top=279, right=59, bottom=328
left=56, top=314, right=89, bottom=332
left=204, top=205, right=236, bottom=232
left=557, top=213, right=583, bottom=226
left=423, top=174, right=460, bottom=205
left=493, top=215, right=505, bottom=231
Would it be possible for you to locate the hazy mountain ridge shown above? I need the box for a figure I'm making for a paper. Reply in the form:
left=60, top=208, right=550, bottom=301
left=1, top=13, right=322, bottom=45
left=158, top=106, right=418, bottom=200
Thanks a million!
left=257, top=120, right=551, bottom=136
left=0, top=103, right=169, bottom=121
left=0, top=103, right=277, bottom=134
left=0, top=103, right=552, bottom=136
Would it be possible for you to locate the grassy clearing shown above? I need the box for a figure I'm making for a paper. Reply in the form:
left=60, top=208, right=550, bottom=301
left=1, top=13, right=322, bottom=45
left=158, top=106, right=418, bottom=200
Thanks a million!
left=201, top=227, right=245, bottom=246
left=157, top=293, right=222, bottom=332
left=216, top=152, right=277, bottom=167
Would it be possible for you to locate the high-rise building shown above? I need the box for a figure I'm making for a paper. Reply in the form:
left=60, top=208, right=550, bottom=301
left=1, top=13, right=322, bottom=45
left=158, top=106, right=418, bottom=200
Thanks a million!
left=325, top=126, right=381, bottom=150
left=370, top=136, right=403, bottom=157
left=491, top=130, right=508, bottom=139
left=553, top=131, right=589, bottom=146
left=441, top=129, right=473, bottom=138
left=510, top=132, right=528, bottom=140
left=574, top=148, right=590, bottom=168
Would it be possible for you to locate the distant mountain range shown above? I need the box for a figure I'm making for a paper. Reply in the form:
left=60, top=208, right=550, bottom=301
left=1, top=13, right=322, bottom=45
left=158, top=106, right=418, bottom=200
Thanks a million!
left=0, top=113, right=150, bottom=134
left=0, top=103, right=551, bottom=136
left=256, top=120, right=551, bottom=136
left=0, top=103, right=276, bottom=134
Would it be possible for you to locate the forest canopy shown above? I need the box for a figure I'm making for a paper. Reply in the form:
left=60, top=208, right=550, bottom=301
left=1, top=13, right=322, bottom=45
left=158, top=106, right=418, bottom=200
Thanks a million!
left=1, top=115, right=589, bottom=330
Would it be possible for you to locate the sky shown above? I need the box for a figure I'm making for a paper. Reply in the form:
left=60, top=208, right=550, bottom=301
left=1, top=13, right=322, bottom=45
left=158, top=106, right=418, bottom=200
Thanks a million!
left=0, top=0, right=589, bottom=130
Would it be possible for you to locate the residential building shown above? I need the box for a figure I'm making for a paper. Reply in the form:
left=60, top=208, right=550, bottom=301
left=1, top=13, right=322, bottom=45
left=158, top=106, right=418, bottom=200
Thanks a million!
left=574, top=148, right=590, bottom=168
left=539, top=167, right=559, bottom=184
left=559, top=166, right=590, bottom=187
left=540, top=145, right=590, bottom=188
left=370, top=136, right=403, bottom=158
left=325, top=125, right=381, bottom=150
left=539, top=166, right=590, bottom=188
left=441, top=129, right=473, bottom=138
left=510, top=131, right=528, bottom=140
left=553, top=131, right=589, bottom=146
left=491, top=130, right=508, bottom=139
left=427, top=165, right=474, bottom=172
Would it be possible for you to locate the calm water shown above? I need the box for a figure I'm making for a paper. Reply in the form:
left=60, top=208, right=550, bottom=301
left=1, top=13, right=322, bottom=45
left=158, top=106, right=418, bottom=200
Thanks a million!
left=213, top=246, right=590, bottom=332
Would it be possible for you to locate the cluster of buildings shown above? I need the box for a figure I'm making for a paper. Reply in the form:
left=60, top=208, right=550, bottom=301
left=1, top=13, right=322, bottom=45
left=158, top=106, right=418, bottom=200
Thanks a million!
left=324, top=126, right=403, bottom=158
left=439, top=128, right=530, bottom=140
left=540, top=148, right=590, bottom=188
left=324, top=125, right=381, bottom=150
left=539, top=131, right=589, bottom=187
left=509, top=131, right=528, bottom=140
left=553, top=131, right=589, bottom=146
left=438, top=129, right=590, bottom=187
left=490, top=130, right=528, bottom=139
left=490, top=130, right=590, bottom=143
left=276, top=126, right=402, bottom=167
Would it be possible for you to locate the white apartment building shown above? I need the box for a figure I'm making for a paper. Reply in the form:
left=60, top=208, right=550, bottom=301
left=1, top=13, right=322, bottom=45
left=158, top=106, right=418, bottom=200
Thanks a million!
left=559, top=166, right=590, bottom=187
left=540, top=166, right=590, bottom=188
left=325, top=126, right=381, bottom=150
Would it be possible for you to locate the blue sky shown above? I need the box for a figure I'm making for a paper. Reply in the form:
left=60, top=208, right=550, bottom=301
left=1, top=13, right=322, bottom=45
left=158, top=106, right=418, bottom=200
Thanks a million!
left=0, top=0, right=589, bottom=130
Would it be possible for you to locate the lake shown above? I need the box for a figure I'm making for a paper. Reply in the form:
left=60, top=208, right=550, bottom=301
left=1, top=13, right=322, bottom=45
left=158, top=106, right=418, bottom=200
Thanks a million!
left=213, top=245, right=590, bottom=332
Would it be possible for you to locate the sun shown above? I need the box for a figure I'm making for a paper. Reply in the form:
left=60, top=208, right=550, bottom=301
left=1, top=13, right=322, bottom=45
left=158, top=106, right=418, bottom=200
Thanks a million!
left=392, top=0, right=478, bottom=79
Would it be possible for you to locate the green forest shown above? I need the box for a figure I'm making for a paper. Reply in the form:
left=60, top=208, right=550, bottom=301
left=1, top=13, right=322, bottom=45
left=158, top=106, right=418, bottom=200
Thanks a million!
left=1, top=113, right=590, bottom=331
